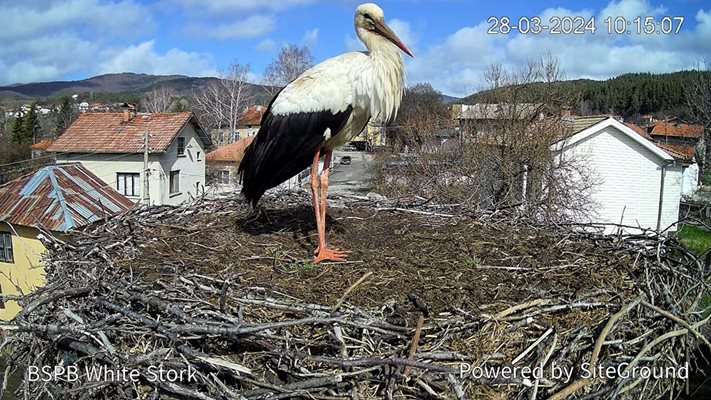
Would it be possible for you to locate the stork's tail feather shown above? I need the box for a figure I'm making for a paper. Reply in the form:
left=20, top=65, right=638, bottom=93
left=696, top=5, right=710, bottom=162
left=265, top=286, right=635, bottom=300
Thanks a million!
left=238, top=143, right=265, bottom=207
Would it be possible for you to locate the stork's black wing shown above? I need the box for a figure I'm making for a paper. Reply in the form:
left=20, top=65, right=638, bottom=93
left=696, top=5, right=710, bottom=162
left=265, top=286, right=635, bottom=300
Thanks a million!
left=238, top=105, right=353, bottom=206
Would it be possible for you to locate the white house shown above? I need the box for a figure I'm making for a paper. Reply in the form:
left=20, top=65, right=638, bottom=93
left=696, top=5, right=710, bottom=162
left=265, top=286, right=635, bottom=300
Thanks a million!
left=48, top=109, right=212, bottom=206
left=557, top=117, right=682, bottom=233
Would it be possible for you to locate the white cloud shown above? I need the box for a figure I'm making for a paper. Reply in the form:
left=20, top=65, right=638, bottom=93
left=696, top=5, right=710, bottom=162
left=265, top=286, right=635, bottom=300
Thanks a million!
left=96, top=41, right=217, bottom=77
left=302, top=29, right=319, bottom=47
left=0, top=0, right=157, bottom=85
left=256, top=39, right=276, bottom=53
left=170, top=0, right=321, bottom=14
left=406, top=0, right=711, bottom=96
left=188, top=14, right=276, bottom=39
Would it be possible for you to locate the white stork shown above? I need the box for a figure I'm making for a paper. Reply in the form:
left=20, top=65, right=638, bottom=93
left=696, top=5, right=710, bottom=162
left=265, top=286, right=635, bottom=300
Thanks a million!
left=239, top=3, right=413, bottom=263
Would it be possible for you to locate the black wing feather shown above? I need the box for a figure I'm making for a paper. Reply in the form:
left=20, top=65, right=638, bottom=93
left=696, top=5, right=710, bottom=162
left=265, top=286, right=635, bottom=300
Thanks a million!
left=239, top=105, right=353, bottom=206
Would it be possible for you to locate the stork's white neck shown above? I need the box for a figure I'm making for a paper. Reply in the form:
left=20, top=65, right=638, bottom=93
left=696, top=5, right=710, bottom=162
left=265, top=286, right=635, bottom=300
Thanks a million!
left=355, top=27, right=406, bottom=123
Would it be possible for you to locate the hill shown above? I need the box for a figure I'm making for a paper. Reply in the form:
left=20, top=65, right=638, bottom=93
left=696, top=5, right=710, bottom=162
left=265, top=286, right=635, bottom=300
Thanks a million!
left=462, top=71, right=711, bottom=118
left=0, top=73, right=275, bottom=104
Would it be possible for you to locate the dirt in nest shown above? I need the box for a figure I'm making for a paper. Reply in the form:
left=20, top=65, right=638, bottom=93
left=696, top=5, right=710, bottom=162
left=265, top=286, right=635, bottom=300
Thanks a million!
left=120, top=195, right=638, bottom=317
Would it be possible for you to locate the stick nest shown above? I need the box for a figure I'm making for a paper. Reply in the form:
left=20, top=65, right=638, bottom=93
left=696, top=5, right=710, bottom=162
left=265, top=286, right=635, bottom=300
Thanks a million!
left=2, top=192, right=709, bottom=399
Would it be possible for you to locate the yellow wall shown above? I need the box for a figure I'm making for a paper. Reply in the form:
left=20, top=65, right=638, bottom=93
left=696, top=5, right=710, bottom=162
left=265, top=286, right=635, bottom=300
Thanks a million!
left=0, top=225, right=47, bottom=321
left=353, top=124, right=387, bottom=146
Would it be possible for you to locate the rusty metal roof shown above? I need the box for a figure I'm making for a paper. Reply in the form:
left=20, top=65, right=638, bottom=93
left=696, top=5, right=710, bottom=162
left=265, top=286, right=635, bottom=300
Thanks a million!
left=0, top=164, right=134, bottom=232
left=47, top=112, right=211, bottom=154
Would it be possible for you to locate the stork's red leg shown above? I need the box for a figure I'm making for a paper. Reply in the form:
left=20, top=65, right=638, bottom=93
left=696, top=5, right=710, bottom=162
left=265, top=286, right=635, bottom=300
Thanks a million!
left=314, top=149, right=347, bottom=263
left=310, top=149, right=323, bottom=255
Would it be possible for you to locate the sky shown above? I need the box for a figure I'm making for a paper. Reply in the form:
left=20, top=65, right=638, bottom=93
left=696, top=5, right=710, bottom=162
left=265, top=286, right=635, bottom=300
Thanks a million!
left=0, top=0, right=709, bottom=97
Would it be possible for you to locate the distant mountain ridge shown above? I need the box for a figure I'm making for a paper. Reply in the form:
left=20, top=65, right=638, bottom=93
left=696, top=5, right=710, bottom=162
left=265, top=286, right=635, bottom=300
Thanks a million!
left=0, top=73, right=223, bottom=100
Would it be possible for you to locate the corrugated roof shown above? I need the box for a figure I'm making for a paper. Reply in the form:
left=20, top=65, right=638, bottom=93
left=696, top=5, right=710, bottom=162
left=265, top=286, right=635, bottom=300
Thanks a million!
left=0, top=164, right=134, bottom=232
left=567, top=116, right=608, bottom=134
left=650, top=121, right=703, bottom=139
left=206, top=135, right=256, bottom=164
left=654, top=143, right=695, bottom=162
left=47, top=112, right=211, bottom=154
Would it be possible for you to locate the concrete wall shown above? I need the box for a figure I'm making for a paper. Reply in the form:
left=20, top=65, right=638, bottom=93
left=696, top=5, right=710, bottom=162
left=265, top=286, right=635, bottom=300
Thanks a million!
left=561, top=125, right=682, bottom=233
left=0, top=224, right=46, bottom=320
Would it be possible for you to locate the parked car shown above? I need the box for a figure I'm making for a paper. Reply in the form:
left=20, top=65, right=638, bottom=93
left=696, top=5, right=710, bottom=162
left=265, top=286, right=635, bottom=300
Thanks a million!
left=340, top=156, right=352, bottom=165
left=342, top=144, right=357, bottom=151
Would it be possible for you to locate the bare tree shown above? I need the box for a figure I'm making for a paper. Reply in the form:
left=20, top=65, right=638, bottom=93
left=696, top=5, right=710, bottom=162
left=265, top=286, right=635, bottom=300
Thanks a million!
left=192, top=62, right=255, bottom=147
left=371, top=56, right=593, bottom=222
left=685, top=60, right=711, bottom=182
left=141, top=86, right=177, bottom=113
left=262, top=44, right=314, bottom=98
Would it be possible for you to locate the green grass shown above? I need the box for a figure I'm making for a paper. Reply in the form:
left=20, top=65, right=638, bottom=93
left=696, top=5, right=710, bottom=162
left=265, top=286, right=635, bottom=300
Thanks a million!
left=676, top=224, right=711, bottom=257
left=278, top=260, right=321, bottom=274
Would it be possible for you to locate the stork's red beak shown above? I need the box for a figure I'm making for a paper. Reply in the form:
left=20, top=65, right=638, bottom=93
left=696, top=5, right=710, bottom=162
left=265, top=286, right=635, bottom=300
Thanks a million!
left=375, top=20, right=414, bottom=58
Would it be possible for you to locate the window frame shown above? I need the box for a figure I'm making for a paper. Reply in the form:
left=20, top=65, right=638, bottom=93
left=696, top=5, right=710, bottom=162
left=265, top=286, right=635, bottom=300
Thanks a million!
left=169, top=170, right=181, bottom=195
left=0, top=232, right=14, bottom=264
left=177, top=137, right=186, bottom=156
left=116, top=172, right=140, bottom=197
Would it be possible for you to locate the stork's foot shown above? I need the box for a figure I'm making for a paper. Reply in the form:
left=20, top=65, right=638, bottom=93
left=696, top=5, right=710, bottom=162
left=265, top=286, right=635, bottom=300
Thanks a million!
left=314, top=247, right=348, bottom=263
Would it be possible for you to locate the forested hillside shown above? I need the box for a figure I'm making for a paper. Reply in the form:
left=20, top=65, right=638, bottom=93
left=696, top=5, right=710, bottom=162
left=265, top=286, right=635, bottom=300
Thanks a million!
left=464, top=71, right=711, bottom=118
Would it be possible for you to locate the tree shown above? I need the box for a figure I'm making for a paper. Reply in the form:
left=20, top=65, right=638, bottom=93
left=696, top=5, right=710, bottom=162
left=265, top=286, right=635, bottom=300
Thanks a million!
left=11, top=115, right=25, bottom=144
left=142, top=86, right=178, bottom=113
left=685, top=60, right=711, bottom=183
left=262, top=44, right=314, bottom=98
left=371, top=55, right=593, bottom=222
left=55, top=96, right=76, bottom=136
left=23, top=103, right=41, bottom=144
left=192, top=61, right=255, bottom=147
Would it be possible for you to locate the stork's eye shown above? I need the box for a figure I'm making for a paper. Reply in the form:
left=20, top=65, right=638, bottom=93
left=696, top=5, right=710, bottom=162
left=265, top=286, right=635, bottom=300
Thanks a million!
left=364, top=14, right=374, bottom=21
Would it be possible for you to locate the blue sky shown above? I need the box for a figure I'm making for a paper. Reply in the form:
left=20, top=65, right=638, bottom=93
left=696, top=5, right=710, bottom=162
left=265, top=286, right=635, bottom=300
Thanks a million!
left=0, top=0, right=709, bottom=96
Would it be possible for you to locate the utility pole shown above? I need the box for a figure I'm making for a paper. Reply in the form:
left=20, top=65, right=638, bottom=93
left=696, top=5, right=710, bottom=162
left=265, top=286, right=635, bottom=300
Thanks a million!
left=142, top=130, right=150, bottom=204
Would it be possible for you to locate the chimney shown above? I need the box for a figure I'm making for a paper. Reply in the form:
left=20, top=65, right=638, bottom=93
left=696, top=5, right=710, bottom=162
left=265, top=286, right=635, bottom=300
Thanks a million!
left=122, top=102, right=135, bottom=122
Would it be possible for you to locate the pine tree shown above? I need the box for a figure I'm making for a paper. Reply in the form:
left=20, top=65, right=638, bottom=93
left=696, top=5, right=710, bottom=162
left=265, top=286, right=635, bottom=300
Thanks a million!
left=55, top=96, right=75, bottom=136
left=11, top=115, right=26, bottom=144
left=23, top=103, right=41, bottom=144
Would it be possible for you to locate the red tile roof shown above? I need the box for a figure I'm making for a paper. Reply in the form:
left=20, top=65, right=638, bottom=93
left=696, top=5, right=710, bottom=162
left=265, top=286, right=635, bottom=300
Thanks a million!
left=654, top=143, right=696, bottom=161
left=206, top=135, right=256, bottom=164
left=0, top=164, right=134, bottom=232
left=650, top=121, right=703, bottom=139
left=30, top=139, right=55, bottom=150
left=47, top=112, right=210, bottom=154
left=624, top=123, right=652, bottom=140
left=239, top=105, right=266, bottom=127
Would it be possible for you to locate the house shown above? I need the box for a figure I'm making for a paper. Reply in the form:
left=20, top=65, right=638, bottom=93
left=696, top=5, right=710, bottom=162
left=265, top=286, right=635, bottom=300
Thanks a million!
left=626, top=121, right=700, bottom=197
left=29, top=139, right=55, bottom=160
left=0, top=164, right=133, bottom=320
left=235, top=105, right=266, bottom=141
left=47, top=109, right=212, bottom=206
left=557, top=117, right=683, bottom=233
left=206, top=135, right=256, bottom=191
left=205, top=134, right=317, bottom=194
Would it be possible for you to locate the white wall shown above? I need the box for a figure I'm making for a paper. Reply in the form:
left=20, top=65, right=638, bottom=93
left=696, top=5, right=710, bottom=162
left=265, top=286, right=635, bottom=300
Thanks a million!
left=681, top=163, right=699, bottom=197
left=56, top=124, right=206, bottom=206
left=561, top=125, right=681, bottom=233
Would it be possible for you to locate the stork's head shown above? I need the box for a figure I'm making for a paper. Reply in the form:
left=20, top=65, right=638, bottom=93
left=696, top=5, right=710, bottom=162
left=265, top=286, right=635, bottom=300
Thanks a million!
left=355, top=3, right=414, bottom=57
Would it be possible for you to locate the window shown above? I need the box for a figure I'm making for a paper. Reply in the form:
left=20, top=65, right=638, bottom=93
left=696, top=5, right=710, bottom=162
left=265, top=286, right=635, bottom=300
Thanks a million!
left=217, top=170, right=230, bottom=185
left=197, top=151, right=202, bottom=161
left=0, top=232, right=13, bottom=263
left=177, top=137, right=185, bottom=156
left=117, top=173, right=140, bottom=197
left=170, top=170, right=180, bottom=194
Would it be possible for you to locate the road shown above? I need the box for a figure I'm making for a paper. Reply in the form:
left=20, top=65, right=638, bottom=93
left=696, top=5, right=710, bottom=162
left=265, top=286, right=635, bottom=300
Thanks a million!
left=328, top=151, right=373, bottom=195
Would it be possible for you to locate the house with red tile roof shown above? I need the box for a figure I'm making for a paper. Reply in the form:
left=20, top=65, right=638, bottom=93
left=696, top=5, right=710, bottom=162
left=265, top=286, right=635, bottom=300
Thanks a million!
left=0, top=164, right=133, bottom=319
left=235, top=105, right=266, bottom=141
left=47, top=109, right=212, bottom=206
